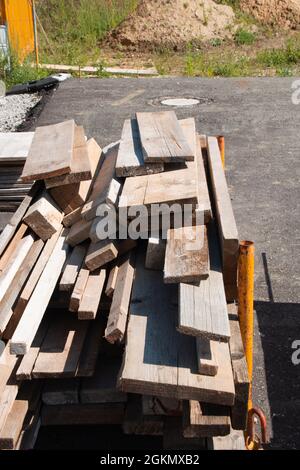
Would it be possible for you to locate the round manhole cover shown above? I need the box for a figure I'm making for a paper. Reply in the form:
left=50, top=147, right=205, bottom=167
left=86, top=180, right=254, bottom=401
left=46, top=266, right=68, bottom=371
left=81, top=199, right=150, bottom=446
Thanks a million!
left=161, top=97, right=200, bottom=107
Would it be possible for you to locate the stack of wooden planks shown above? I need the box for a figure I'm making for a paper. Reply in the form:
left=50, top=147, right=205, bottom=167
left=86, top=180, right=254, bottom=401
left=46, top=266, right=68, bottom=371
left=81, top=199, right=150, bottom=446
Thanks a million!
left=0, top=133, right=34, bottom=212
left=0, top=112, right=248, bottom=450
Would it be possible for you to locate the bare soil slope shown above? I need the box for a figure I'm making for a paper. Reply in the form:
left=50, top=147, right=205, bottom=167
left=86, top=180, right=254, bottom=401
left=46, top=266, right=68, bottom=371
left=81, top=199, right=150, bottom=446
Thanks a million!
left=240, top=0, right=300, bottom=29
left=106, top=0, right=235, bottom=51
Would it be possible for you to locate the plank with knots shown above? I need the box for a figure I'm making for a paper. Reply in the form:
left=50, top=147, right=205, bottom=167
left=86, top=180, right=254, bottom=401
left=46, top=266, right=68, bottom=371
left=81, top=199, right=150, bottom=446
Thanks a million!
left=136, top=111, right=194, bottom=162
left=21, top=120, right=75, bottom=182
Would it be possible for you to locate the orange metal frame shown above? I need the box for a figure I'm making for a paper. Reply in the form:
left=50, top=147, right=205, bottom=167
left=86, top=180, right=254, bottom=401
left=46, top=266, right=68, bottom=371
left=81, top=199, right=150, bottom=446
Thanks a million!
left=0, top=0, right=34, bottom=59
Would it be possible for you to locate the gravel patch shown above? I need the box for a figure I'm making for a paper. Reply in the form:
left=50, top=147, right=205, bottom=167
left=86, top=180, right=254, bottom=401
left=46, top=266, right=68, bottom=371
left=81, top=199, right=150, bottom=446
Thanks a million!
left=0, top=93, right=41, bottom=132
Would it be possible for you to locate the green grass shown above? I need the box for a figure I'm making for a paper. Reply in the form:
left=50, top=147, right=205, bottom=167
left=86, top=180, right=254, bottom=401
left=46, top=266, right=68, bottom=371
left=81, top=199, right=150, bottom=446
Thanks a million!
left=36, top=0, right=138, bottom=65
left=0, top=54, right=49, bottom=90
left=234, top=28, right=256, bottom=45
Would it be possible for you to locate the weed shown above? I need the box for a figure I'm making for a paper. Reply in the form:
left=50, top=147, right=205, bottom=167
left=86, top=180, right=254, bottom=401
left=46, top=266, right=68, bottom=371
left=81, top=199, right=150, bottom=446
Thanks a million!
left=257, top=39, right=300, bottom=67
left=234, top=28, right=256, bottom=46
left=0, top=54, right=48, bottom=90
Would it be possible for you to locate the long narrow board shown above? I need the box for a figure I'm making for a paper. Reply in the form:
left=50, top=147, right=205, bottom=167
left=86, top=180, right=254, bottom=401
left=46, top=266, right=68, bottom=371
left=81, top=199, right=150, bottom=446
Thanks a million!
left=116, top=119, right=164, bottom=177
left=59, top=244, right=86, bottom=292
left=118, top=246, right=235, bottom=406
left=10, top=230, right=70, bottom=355
left=78, top=269, right=106, bottom=320
left=164, top=225, right=209, bottom=284
left=136, top=111, right=194, bottom=162
left=32, top=310, right=89, bottom=378
left=207, top=136, right=239, bottom=301
left=21, top=120, right=75, bottom=182
left=0, top=132, right=34, bottom=162
left=178, top=222, right=230, bottom=342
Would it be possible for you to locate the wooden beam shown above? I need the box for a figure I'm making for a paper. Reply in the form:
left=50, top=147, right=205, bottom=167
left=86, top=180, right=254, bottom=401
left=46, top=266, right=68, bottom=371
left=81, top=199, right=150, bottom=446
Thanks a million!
left=164, top=225, right=209, bottom=284
left=196, top=338, right=218, bottom=376
left=105, top=263, right=119, bottom=297
left=178, top=222, right=230, bottom=342
left=66, top=218, right=92, bottom=247
left=23, top=192, right=63, bottom=241
left=62, top=206, right=82, bottom=228
left=41, top=403, right=125, bottom=426
left=78, top=269, right=106, bottom=320
left=85, top=239, right=118, bottom=271
left=10, top=230, right=70, bottom=355
left=207, top=136, right=239, bottom=301
left=123, top=395, right=163, bottom=436
left=59, top=244, right=86, bottom=291
left=42, top=379, right=79, bottom=405
left=0, top=223, right=28, bottom=274
left=105, top=252, right=135, bottom=343
left=21, top=120, right=75, bottom=182
left=69, top=268, right=89, bottom=312
left=136, top=111, right=194, bottom=162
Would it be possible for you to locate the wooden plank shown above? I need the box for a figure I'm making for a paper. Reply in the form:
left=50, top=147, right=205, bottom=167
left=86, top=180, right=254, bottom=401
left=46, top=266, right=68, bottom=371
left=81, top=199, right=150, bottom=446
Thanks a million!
left=207, top=428, right=246, bottom=450
left=183, top=401, right=231, bottom=438
left=0, top=342, right=19, bottom=396
left=0, top=182, right=41, bottom=257
left=0, top=132, right=34, bottom=161
left=42, top=379, right=79, bottom=405
left=118, top=247, right=235, bottom=406
left=105, top=252, right=135, bottom=343
left=13, top=228, right=62, bottom=316
left=81, top=143, right=121, bottom=221
left=76, top=315, right=107, bottom=377
left=136, top=111, right=194, bottom=162
left=123, top=394, right=163, bottom=436
left=66, top=217, right=92, bottom=247
left=69, top=268, right=89, bottom=312
left=164, top=225, right=209, bottom=284
left=21, top=120, right=75, bottom=182
left=228, top=303, right=249, bottom=430
left=0, top=238, right=44, bottom=335
left=45, top=127, right=92, bottom=187
left=118, top=174, right=148, bottom=213
left=178, top=222, right=230, bottom=342
left=80, top=356, right=126, bottom=404
left=59, top=244, right=86, bottom=291
left=16, top=316, right=50, bottom=380
left=32, top=310, right=89, bottom=378
left=0, top=234, right=35, bottom=305
left=62, top=206, right=82, bottom=228
left=0, top=223, right=28, bottom=274
left=105, top=263, right=119, bottom=297
left=207, top=136, right=239, bottom=301
left=78, top=269, right=106, bottom=320
left=23, top=192, right=63, bottom=241
left=0, top=382, right=41, bottom=450
left=145, top=237, right=166, bottom=271
left=85, top=239, right=118, bottom=271
left=142, top=396, right=182, bottom=416
left=10, top=230, right=70, bottom=355
left=89, top=204, right=117, bottom=243
left=41, top=403, right=124, bottom=426
left=196, top=338, right=218, bottom=376
left=116, top=119, right=164, bottom=177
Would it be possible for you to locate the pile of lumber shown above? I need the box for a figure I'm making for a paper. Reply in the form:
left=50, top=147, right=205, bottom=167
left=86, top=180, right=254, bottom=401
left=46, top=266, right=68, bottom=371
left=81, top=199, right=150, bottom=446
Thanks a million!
left=0, top=133, right=34, bottom=212
left=0, top=112, right=249, bottom=450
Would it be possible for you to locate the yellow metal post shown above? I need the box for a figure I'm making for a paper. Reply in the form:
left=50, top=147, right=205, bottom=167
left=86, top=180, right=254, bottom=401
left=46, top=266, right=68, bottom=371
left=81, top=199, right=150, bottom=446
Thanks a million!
left=217, top=135, right=225, bottom=168
left=238, top=240, right=255, bottom=410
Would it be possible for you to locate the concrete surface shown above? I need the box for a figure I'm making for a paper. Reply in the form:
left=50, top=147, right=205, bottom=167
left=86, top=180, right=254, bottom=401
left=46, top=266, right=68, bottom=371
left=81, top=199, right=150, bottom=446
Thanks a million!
left=34, top=77, right=300, bottom=450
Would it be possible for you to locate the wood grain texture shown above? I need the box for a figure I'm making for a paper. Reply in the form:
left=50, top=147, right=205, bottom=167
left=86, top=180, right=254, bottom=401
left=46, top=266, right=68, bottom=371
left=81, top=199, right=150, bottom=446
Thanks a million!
left=116, top=119, right=164, bottom=177
left=136, top=111, right=194, bottom=162
left=78, top=269, right=106, bottom=320
left=21, top=120, right=75, bottom=182
left=85, top=239, right=118, bottom=271
left=0, top=223, right=28, bottom=274
left=66, top=218, right=92, bottom=247
left=0, top=132, right=33, bottom=161
left=183, top=401, right=231, bottom=438
left=105, top=263, right=119, bottom=297
left=178, top=222, right=230, bottom=342
left=23, top=192, right=63, bottom=241
left=118, top=247, right=235, bottom=406
left=207, top=136, right=239, bottom=301
left=196, top=337, right=218, bottom=376
left=59, top=244, right=86, bottom=291
left=69, top=268, right=89, bottom=312
left=105, top=252, right=135, bottom=343
left=41, top=403, right=124, bottom=426
left=164, top=225, right=209, bottom=284
left=62, top=206, right=82, bottom=228
left=32, top=311, right=89, bottom=378
left=10, top=230, right=70, bottom=355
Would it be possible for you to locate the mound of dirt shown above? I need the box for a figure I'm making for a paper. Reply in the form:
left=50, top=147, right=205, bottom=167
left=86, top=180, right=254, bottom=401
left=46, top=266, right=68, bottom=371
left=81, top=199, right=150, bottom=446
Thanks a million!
left=240, top=0, right=300, bottom=29
left=105, top=0, right=235, bottom=51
